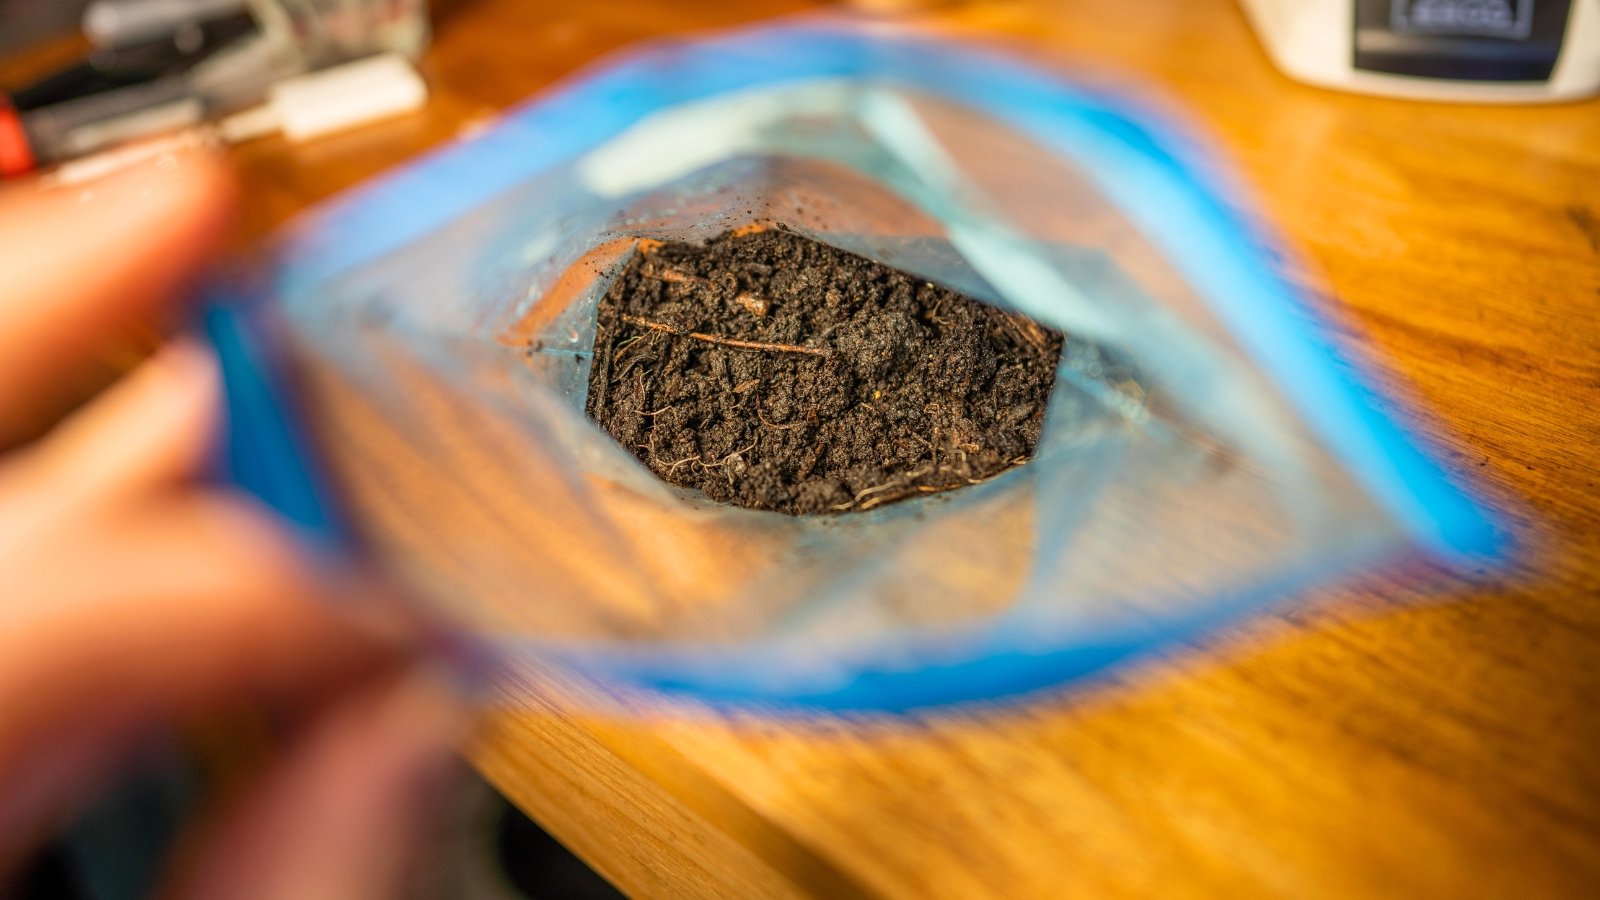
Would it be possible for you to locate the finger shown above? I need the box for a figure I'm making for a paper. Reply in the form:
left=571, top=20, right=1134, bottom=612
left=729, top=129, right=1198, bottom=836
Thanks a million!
left=0, top=492, right=415, bottom=851
left=168, top=671, right=466, bottom=900
left=0, top=151, right=234, bottom=445
left=15, top=339, right=221, bottom=504
left=0, top=491, right=410, bottom=744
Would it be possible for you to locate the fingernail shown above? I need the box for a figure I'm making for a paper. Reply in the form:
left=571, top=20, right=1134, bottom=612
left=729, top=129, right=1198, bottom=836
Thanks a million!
left=47, top=147, right=231, bottom=234
left=40, top=137, right=224, bottom=191
left=148, top=337, right=218, bottom=385
left=135, top=338, right=221, bottom=424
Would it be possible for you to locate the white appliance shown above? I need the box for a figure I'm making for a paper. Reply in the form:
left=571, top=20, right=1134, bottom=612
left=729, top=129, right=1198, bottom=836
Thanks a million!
left=1239, top=0, right=1600, bottom=101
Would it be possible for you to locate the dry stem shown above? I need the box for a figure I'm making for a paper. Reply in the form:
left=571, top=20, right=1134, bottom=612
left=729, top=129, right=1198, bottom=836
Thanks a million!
left=642, top=266, right=772, bottom=317
left=621, top=314, right=829, bottom=357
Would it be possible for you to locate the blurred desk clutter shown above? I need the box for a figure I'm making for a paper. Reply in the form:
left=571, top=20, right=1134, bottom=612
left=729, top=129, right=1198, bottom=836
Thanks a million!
left=1, top=0, right=430, bottom=178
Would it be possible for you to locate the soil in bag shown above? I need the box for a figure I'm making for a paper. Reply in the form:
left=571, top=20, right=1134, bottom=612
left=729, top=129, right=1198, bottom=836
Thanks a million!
left=585, top=229, right=1063, bottom=515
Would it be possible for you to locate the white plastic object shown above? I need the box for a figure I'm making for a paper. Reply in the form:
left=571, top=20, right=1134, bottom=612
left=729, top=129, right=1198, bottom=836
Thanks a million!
left=1238, top=0, right=1600, bottom=102
left=219, top=53, right=427, bottom=143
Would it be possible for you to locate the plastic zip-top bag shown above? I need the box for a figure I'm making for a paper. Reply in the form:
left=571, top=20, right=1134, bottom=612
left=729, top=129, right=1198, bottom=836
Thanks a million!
left=237, top=23, right=1502, bottom=710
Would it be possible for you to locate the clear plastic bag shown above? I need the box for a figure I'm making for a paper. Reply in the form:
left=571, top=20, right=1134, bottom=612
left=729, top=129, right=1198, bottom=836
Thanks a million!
left=256, top=24, right=1500, bottom=709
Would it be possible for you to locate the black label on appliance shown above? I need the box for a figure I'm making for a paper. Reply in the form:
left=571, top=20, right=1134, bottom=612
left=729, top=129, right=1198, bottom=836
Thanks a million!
left=1392, top=0, right=1534, bottom=38
left=1353, top=0, right=1571, bottom=81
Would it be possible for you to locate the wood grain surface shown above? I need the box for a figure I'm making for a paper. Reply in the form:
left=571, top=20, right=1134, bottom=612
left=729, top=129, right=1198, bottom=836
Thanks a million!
left=8, top=1, right=1599, bottom=896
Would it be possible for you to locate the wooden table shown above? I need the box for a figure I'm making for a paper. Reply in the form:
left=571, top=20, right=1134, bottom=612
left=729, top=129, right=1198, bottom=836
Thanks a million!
left=9, top=1, right=1599, bottom=896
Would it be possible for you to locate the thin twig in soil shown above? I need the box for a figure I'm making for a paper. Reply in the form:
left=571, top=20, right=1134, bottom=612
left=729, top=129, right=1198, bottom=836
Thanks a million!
left=615, top=352, right=656, bottom=381
left=702, top=439, right=758, bottom=470
left=964, top=466, right=1019, bottom=487
left=848, top=464, right=936, bottom=504
left=665, top=454, right=700, bottom=474
left=651, top=267, right=704, bottom=284
left=858, top=492, right=917, bottom=512
left=998, top=311, right=1052, bottom=355
left=643, top=267, right=772, bottom=316
left=829, top=454, right=1037, bottom=511
left=852, top=482, right=904, bottom=503
left=621, top=314, right=830, bottom=357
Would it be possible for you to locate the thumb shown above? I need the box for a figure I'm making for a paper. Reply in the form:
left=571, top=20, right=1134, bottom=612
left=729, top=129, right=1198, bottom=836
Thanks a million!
left=0, top=151, right=233, bottom=447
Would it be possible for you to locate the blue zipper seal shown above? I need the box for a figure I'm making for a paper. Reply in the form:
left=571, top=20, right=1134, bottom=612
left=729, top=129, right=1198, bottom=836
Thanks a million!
left=203, top=299, right=349, bottom=555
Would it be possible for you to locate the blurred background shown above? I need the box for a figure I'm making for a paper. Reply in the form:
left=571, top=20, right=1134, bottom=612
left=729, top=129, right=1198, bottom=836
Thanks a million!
left=0, top=0, right=83, bottom=54
left=1, top=1, right=1595, bottom=899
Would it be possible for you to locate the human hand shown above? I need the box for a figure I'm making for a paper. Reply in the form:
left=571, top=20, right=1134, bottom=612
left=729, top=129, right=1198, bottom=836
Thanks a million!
left=0, top=153, right=463, bottom=900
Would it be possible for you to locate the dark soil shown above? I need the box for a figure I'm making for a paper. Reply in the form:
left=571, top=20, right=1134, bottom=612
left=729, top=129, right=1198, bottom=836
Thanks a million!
left=584, top=230, right=1063, bottom=516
